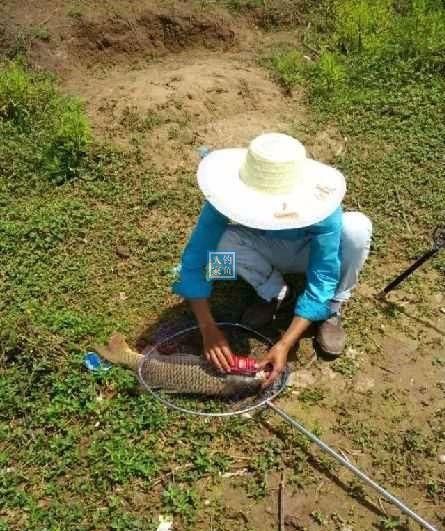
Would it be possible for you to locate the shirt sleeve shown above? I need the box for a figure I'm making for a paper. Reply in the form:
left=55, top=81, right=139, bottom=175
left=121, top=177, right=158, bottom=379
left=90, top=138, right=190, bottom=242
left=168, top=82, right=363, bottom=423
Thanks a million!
left=172, top=201, right=229, bottom=299
left=294, top=208, right=342, bottom=321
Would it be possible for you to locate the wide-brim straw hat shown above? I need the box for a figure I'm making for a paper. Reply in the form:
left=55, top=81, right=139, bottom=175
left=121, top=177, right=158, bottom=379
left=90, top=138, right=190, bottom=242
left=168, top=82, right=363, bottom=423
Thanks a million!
left=197, top=132, right=346, bottom=230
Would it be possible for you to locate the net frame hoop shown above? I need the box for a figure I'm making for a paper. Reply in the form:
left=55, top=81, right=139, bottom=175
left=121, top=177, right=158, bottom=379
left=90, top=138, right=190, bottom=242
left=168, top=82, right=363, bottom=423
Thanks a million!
left=137, top=322, right=288, bottom=417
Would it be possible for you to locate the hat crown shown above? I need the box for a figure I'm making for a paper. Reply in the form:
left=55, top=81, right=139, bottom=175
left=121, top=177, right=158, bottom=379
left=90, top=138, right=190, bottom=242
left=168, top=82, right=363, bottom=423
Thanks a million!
left=240, top=133, right=306, bottom=195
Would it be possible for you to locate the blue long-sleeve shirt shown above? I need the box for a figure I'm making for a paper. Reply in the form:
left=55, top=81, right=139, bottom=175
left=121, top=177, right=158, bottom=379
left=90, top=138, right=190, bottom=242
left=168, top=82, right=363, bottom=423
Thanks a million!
left=172, top=201, right=342, bottom=321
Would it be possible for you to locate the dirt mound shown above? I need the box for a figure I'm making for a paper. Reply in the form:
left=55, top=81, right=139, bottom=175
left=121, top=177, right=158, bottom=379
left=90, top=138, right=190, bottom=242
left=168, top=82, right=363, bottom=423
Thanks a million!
left=73, top=10, right=235, bottom=64
left=1, top=1, right=238, bottom=74
left=63, top=50, right=305, bottom=172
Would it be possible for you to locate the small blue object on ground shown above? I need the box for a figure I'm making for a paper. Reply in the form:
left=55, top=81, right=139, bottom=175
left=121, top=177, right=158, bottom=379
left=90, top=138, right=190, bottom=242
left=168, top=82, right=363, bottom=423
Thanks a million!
left=84, top=352, right=111, bottom=372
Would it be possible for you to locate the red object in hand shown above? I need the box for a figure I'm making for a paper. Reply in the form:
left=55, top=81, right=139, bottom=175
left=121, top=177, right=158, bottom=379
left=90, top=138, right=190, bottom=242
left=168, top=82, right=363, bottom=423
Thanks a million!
left=229, top=355, right=258, bottom=375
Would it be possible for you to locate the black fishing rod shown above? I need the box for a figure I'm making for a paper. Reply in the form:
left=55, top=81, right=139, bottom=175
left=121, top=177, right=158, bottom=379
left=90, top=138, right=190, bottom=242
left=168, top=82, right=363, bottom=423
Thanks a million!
left=380, top=225, right=445, bottom=296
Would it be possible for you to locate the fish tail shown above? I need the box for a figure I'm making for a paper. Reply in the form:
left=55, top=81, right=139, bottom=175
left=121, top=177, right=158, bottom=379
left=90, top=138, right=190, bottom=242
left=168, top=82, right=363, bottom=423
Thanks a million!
left=94, top=333, right=142, bottom=371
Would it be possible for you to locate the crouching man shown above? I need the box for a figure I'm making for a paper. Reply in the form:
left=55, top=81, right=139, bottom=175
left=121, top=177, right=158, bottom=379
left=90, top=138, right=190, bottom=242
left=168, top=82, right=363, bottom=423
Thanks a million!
left=172, top=133, right=372, bottom=386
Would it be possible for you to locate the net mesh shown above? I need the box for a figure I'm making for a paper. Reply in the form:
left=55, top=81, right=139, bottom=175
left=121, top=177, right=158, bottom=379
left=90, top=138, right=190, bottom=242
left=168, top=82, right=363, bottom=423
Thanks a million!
left=137, top=322, right=288, bottom=417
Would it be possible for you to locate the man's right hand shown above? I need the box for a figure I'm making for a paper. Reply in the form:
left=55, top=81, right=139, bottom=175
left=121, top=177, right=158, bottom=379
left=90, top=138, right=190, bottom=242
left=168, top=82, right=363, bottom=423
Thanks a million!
left=188, top=299, right=234, bottom=373
left=202, top=324, right=234, bottom=373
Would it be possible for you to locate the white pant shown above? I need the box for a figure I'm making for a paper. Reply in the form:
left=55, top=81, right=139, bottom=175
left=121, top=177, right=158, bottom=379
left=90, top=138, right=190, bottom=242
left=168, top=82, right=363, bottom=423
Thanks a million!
left=217, top=212, right=372, bottom=309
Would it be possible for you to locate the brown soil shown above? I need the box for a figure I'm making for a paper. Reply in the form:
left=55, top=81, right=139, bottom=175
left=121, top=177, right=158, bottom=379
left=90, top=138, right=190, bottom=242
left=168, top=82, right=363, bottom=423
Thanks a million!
left=1, top=1, right=239, bottom=73
left=191, top=297, right=445, bottom=530
left=72, top=10, right=235, bottom=63
left=62, top=49, right=305, bottom=171
left=1, top=0, right=313, bottom=172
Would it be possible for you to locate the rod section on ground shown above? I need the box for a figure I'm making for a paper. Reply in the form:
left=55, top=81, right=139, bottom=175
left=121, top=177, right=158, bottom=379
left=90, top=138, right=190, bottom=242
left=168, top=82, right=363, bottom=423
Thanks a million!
left=267, top=401, right=438, bottom=531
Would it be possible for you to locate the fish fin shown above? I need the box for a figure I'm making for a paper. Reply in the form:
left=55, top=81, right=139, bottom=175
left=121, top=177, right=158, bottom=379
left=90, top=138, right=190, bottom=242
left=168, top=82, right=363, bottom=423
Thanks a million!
left=94, top=333, right=142, bottom=371
left=94, top=343, right=113, bottom=364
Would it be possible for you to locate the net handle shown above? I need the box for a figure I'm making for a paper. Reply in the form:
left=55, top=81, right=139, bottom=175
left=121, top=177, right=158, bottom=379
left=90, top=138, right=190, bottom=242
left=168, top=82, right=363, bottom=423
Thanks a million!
left=137, top=322, right=288, bottom=417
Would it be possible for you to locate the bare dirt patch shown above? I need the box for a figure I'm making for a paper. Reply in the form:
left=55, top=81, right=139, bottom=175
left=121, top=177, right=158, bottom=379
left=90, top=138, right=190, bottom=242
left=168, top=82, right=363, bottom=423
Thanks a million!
left=63, top=49, right=305, bottom=171
left=2, top=0, right=305, bottom=172
left=190, top=314, right=444, bottom=531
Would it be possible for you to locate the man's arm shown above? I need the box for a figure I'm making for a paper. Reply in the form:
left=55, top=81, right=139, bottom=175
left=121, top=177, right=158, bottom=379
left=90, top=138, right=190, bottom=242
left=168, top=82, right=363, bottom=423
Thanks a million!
left=172, top=201, right=229, bottom=300
left=172, top=202, right=234, bottom=370
left=259, top=208, right=343, bottom=385
left=257, top=316, right=311, bottom=386
left=294, top=210, right=342, bottom=322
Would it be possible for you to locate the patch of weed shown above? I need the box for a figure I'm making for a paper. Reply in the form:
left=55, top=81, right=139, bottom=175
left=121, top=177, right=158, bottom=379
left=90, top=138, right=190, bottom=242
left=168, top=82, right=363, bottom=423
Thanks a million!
left=30, top=26, right=51, bottom=42
left=310, top=510, right=327, bottom=525
left=298, top=387, right=326, bottom=405
left=0, top=61, right=90, bottom=188
left=401, top=429, right=434, bottom=456
left=260, top=47, right=307, bottom=91
left=162, top=484, right=199, bottom=524
left=335, top=417, right=378, bottom=450
left=310, top=51, right=346, bottom=96
left=332, top=356, right=359, bottom=377
left=191, top=448, right=231, bottom=476
left=246, top=438, right=283, bottom=497
left=379, top=516, right=403, bottom=530
left=426, top=478, right=445, bottom=502
left=120, top=105, right=163, bottom=133
left=67, top=6, right=84, bottom=19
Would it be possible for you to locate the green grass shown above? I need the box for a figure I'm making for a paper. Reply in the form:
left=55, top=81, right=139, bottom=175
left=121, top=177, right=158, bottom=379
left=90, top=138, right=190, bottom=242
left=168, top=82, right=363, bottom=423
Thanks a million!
left=0, top=59, right=248, bottom=530
left=0, top=61, right=91, bottom=188
left=162, top=484, right=198, bottom=524
left=260, top=48, right=306, bottom=91
left=297, top=387, right=325, bottom=405
left=332, top=356, right=359, bottom=378
left=263, top=0, right=445, bottom=271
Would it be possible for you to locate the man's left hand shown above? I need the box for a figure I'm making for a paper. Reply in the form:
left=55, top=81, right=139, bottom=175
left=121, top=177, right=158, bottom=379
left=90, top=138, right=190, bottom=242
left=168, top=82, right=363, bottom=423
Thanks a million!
left=257, top=341, right=289, bottom=388
left=257, top=315, right=311, bottom=387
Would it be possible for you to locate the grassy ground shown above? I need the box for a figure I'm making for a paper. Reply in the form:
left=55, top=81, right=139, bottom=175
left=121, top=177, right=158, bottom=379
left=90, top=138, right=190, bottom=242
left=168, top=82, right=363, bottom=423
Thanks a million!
left=1, top=1, right=445, bottom=530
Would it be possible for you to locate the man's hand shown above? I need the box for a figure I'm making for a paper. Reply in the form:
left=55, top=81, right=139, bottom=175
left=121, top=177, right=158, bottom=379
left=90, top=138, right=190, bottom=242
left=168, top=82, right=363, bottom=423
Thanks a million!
left=257, top=341, right=289, bottom=388
left=188, top=299, right=234, bottom=372
left=202, top=324, right=234, bottom=373
left=258, top=315, right=312, bottom=386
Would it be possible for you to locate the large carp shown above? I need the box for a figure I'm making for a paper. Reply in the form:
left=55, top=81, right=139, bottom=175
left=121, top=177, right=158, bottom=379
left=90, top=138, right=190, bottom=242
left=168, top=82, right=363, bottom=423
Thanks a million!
left=95, top=333, right=267, bottom=398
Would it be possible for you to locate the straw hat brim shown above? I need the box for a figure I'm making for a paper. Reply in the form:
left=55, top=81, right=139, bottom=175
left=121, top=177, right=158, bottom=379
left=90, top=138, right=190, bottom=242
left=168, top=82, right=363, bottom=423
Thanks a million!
left=197, top=148, right=346, bottom=230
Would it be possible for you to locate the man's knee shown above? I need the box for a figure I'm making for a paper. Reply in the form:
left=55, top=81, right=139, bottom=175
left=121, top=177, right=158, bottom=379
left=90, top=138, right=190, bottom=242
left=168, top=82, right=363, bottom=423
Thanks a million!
left=342, top=212, right=373, bottom=250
